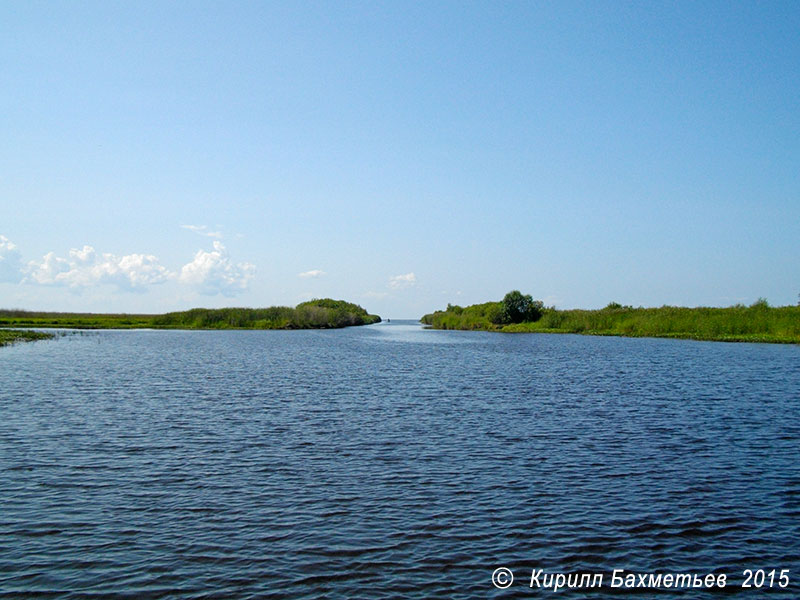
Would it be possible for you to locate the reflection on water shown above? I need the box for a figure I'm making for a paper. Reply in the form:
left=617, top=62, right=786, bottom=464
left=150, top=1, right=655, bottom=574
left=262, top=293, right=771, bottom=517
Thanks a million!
left=364, top=319, right=476, bottom=344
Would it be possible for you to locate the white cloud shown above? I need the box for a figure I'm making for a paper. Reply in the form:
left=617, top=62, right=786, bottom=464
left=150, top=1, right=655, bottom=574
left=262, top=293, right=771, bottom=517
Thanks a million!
left=0, top=235, right=25, bottom=283
left=12, top=237, right=254, bottom=298
left=26, top=245, right=172, bottom=291
left=181, top=224, right=223, bottom=239
left=179, top=241, right=255, bottom=296
left=298, top=269, right=326, bottom=278
left=27, top=252, right=71, bottom=285
left=388, top=272, right=416, bottom=289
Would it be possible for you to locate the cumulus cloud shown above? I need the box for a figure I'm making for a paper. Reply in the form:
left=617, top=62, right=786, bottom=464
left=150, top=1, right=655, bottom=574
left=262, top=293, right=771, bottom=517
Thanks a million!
left=26, top=245, right=172, bottom=291
left=298, top=269, right=326, bottom=278
left=0, top=235, right=25, bottom=283
left=181, top=224, right=223, bottom=239
left=179, top=241, right=255, bottom=296
left=388, top=272, right=416, bottom=289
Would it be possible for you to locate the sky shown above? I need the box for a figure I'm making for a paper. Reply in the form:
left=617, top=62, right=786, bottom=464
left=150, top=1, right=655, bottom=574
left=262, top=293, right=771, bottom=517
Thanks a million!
left=1, top=1, right=798, bottom=318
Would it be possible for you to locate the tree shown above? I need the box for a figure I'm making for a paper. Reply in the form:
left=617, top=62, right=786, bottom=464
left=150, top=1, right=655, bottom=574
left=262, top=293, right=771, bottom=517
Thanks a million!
left=486, top=303, right=505, bottom=325
left=501, top=290, right=544, bottom=323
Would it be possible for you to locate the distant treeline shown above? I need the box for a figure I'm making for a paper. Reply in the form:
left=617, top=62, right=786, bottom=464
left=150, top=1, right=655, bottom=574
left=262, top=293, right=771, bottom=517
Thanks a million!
left=421, top=294, right=800, bottom=343
left=0, top=299, right=381, bottom=330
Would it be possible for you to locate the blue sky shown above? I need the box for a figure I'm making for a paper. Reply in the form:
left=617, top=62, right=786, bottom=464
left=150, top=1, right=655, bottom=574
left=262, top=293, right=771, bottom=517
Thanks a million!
left=1, top=1, right=798, bottom=317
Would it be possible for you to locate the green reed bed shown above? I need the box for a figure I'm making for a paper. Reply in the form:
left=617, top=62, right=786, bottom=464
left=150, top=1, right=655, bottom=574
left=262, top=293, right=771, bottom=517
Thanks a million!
left=0, top=329, right=54, bottom=346
left=0, top=299, right=381, bottom=331
left=0, top=310, right=155, bottom=329
left=422, top=298, right=800, bottom=343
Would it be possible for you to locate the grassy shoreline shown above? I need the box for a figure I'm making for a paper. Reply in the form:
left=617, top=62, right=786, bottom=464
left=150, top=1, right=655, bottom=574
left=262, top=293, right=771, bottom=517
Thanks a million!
left=0, top=299, right=381, bottom=331
left=0, top=329, right=54, bottom=346
left=421, top=300, right=800, bottom=344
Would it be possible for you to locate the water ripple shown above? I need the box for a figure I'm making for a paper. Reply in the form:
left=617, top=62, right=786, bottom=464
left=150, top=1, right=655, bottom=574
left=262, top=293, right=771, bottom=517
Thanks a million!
left=1, top=325, right=798, bottom=598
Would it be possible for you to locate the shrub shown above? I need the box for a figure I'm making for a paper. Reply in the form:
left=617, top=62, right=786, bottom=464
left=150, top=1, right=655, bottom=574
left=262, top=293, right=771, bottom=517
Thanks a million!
left=501, top=290, right=544, bottom=323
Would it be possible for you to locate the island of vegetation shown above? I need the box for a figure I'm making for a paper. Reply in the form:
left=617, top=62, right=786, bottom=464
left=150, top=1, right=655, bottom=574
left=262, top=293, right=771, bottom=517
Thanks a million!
left=421, top=291, right=800, bottom=344
left=0, top=299, right=381, bottom=331
left=0, top=329, right=54, bottom=347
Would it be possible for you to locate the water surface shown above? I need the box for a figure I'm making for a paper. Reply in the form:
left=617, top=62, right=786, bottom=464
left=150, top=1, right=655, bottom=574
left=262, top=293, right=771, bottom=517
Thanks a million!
left=1, top=322, right=798, bottom=598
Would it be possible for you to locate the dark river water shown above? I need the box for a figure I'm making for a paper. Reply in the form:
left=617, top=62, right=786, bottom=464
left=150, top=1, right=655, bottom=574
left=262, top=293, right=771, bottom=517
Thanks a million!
left=1, top=321, right=798, bottom=598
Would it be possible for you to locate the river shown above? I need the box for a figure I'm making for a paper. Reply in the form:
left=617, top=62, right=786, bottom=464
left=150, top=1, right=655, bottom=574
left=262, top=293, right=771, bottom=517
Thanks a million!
left=1, top=321, right=798, bottom=598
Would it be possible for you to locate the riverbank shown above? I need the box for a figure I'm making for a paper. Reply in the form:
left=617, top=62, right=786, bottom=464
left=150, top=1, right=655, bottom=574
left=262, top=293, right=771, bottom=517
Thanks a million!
left=421, top=300, right=800, bottom=343
left=0, top=299, right=381, bottom=331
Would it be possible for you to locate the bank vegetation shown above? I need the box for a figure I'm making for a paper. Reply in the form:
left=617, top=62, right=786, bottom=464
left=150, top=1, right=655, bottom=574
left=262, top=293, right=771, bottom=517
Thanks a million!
left=421, top=293, right=800, bottom=343
left=0, top=299, right=381, bottom=331
left=0, top=329, right=54, bottom=346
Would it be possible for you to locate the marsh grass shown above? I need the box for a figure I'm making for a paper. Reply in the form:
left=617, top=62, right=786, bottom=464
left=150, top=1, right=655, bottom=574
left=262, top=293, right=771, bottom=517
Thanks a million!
left=0, top=299, right=380, bottom=332
left=0, top=310, right=154, bottom=329
left=422, top=301, right=800, bottom=343
left=0, top=329, right=54, bottom=346
left=151, top=300, right=380, bottom=329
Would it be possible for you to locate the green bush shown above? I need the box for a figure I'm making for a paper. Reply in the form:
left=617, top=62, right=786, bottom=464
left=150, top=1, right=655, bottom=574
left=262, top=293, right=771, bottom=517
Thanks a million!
left=501, top=290, right=544, bottom=323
